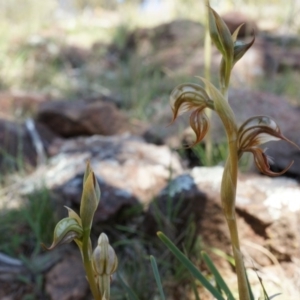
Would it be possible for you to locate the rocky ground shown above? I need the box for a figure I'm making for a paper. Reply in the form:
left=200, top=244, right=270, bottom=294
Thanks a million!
left=0, top=11, right=300, bottom=300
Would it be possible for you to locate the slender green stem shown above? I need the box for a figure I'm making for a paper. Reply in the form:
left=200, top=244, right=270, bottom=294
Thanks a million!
left=82, top=229, right=101, bottom=300
left=219, top=71, right=250, bottom=299
left=221, top=156, right=250, bottom=300
left=227, top=218, right=250, bottom=300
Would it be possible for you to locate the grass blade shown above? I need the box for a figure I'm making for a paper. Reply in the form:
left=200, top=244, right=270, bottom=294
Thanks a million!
left=117, top=273, right=139, bottom=300
left=201, top=251, right=235, bottom=300
left=245, top=267, right=255, bottom=300
left=269, top=293, right=282, bottom=299
left=150, top=255, right=166, bottom=300
left=157, top=231, right=225, bottom=300
left=191, top=279, right=201, bottom=300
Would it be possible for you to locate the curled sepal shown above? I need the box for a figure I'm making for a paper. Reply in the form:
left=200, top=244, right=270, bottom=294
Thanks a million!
left=238, top=116, right=299, bottom=176
left=248, top=147, right=294, bottom=177
left=189, top=108, right=209, bottom=147
left=238, top=116, right=297, bottom=150
left=80, top=168, right=101, bottom=230
left=170, top=83, right=212, bottom=121
left=42, top=217, right=83, bottom=250
left=208, top=6, right=233, bottom=60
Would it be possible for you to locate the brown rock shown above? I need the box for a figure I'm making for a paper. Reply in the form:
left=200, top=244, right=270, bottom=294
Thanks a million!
left=0, top=119, right=35, bottom=172
left=45, top=253, right=89, bottom=300
left=49, top=134, right=183, bottom=205
left=191, top=166, right=300, bottom=263
left=0, top=91, right=48, bottom=119
left=119, top=19, right=204, bottom=58
left=0, top=119, right=57, bottom=173
left=222, top=11, right=258, bottom=37
left=36, top=99, right=130, bottom=138
left=55, top=174, right=140, bottom=223
left=11, top=134, right=182, bottom=219
left=188, top=167, right=300, bottom=296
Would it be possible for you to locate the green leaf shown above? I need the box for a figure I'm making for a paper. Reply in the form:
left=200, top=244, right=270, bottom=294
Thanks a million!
left=157, top=231, right=225, bottom=300
left=191, top=279, right=201, bottom=300
left=245, top=268, right=255, bottom=300
left=201, top=252, right=235, bottom=300
left=150, top=255, right=166, bottom=300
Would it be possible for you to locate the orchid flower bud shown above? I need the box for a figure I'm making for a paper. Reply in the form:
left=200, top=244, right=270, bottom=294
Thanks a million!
left=80, top=167, right=101, bottom=231
left=208, top=6, right=233, bottom=60
left=93, top=233, right=118, bottom=299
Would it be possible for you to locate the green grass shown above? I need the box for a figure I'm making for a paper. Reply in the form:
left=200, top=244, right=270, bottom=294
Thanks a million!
left=94, top=196, right=201, bottom=299
left=258, top=69, right=300, bottom=106
left=0, top=187, right=57, bottom=257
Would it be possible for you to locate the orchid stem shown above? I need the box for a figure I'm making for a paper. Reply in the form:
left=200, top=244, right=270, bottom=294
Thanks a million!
left=82, top=229, right=101, bottom=300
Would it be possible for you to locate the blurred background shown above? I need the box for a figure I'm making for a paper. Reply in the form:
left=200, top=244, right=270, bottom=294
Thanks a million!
left=1, top=1, right=300, bottom=299
left=0, top=0, right=300, bottom=117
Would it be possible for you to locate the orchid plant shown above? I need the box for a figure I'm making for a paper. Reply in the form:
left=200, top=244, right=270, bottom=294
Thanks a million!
left=42, top=162, right=118, bottom=300
left=168, top=3, right=299, bottom=300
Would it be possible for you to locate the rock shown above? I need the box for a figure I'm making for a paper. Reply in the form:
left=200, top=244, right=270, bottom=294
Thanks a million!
left=0, top=119, right=57, bottom=173
left=0, top=91, right=48, bottom=119
left=45, top=253, right=89, bottom=300
left=54, top=174, right=140, bottom=223
left=150, top=167, right=300, bottom=297
left=144, top=174, right=208, bottom=237
left=36, top=99, right=131, bottom=138
left=108, top=19, right=206, bottom=76
left=222, top=11, right=258, bottom=37
left=117, top=19, right=205, bottom=58
left=50, top=134, right=182, bottom=204
left=7, top=134, right=182, bottom=216
left=191, top=167, right=300, bottom=261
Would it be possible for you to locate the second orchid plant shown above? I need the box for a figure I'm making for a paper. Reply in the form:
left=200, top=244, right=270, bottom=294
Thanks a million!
left=168, top=3, right=299, bottom=300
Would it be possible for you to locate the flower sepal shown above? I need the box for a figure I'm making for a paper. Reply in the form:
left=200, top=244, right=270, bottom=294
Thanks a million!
left=42, top=217, right=83, bottom=251
left=238, top=116, right=299, bottom=176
